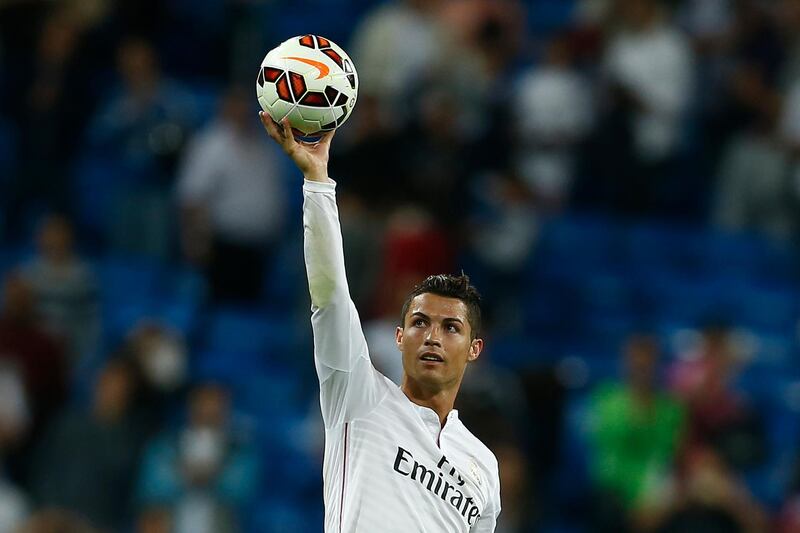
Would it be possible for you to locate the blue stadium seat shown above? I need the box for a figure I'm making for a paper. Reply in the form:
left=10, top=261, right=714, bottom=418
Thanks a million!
left=486, top=335, right=563, bottom=369
left=192, top=349, right=271, bottom=384
left=162, top=266, right=207, bottom=304
left=237, top=372, right=306, bottom=417
left=0, top=247, right=25, bottom=279
left=575, top=311, right=635, bottom=359
left=202, top=308, right=297, bottom=356
left=740, top=375, right=800, bottom=509
left=639, top=273, right=734, bottom=324
left=746, top=331, right=798, bottom=370
left=248, top=499, right=323, bottom=533
left=155, top=266, right=206, bottom=337
left=528, top=0, right=578, bottom=35
left=272, top=2, right=356, bottom=47
left=730, top=284, right=799, bottom=332
left=575, top=273, right=636, bottom=315
left=534, top=215, right=624, bottom=278
left=259, top=434, right=322, bottom=500
left=103, top=300, right=153, bottom=343
left=700, top=230, right=799, bottom=283
left=96, top=256, right=163, bottom=343
left=263, top=237, right=306, bottom=310
left=553, top=393, right=592, bottom=516
left=624, top=223, right=706, bottom=277
left=73, top=156, right=125, bottom=239
left=563, top=348, right=621, bottom=387
left=96, top=256, right=162, bottom=305
left=154, top=297, right=198, bottom=338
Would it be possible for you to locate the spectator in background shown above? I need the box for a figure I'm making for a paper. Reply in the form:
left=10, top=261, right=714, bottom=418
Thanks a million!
left=581, top=0, right=693, bottom=216
left=778, top=443, right=800, bottom=532
left=587, top=334, right=685, bottom=531
left=362, top=206, right=456, bottom=380
left=678, top=0, right=734, bottom=45
left=16, top=508, right=98, bottom=533
left=779, top=70, right=800, bottom=234
left=338, top=193, right=382, bottom=313
left=124, top=321, right=188, bottom=432
left=637, top=447, right=768, bottom=533
left=31, top=357, right=146, bottom=531
left=438, top=0, right=525, bottom=144
left=334, top=1, right=514, bottom=214
left=711, top=104, right=795, bottom=239
left=22, top=214, right=99, bottom=364
left=710, top=1, right=798, bottom=240
left=349, top=0, right=448, bottom=128
left=513, top=34, right=593, bottom=209
left=136, top=506, right=172, bottom=533
left=177, top=85, right=286, bottom=304
left=457, top=355, right=532, bottom=531
left=669, top=322, right=765, bottom=470
left=467, top=176, right=537, bottom=334
left=6, top=11, right=94, bottom=236
left=397, top=2, right=525, bottom=223
left=0, top=362, right=31, bottom=532
left=493, top=443, right=531, bottom=533
left=371, top=206, right=455, bottom=317
left=779, top=0, right=800, bottom=89
left=136, top=383, right=260, bottom=533
left=0, top=479, right=27, bottom=533
left=88, top=37, right=196, bottom=259
left=0, top=272, right=67, bottom=486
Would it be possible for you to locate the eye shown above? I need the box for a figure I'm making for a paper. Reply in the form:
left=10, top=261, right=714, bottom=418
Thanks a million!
left=447, top=324, right=459, bottom=333
left=413, top=318, right=426, bottom=327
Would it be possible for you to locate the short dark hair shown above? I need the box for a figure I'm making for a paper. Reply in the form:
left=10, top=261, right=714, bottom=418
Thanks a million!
left=399, top=273, right=482, bottom=339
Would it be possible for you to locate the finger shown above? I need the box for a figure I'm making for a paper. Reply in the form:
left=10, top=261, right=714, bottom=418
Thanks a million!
left=318, top=128, right=336, bottom=149
left=280, top=117, right=298, bottom=150
left=259, top=112, right=284, bottom=143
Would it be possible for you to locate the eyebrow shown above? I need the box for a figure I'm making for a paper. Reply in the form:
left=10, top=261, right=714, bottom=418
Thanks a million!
left=410, top=312, right=464, bottom=324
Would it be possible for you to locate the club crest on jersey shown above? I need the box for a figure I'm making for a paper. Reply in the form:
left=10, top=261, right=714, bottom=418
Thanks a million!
left=469, top=459, right=482, bottom=487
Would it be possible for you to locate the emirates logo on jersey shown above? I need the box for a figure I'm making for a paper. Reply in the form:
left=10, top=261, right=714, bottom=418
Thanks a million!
left=392, top=447, right=482, bottom=526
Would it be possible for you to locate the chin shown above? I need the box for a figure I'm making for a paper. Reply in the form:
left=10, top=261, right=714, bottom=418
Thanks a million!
left=412, top=370, right=450, bottom=387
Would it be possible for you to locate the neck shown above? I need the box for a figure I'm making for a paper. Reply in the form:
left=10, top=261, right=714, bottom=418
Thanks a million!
left=400, top=377, right=459, bottom=426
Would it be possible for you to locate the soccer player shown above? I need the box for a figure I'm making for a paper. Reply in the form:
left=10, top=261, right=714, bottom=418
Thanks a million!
left=260, top=113, right=501, bottom=532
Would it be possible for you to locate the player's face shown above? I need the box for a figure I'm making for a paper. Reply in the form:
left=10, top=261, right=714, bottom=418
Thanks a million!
left=396, top=293, right=483, bottom=390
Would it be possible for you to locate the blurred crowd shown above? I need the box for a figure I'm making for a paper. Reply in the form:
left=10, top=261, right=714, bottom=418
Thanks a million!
left=2, top=0, right=800, bottom=531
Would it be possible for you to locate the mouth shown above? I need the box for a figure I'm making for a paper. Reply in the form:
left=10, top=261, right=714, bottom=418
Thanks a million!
left=418, top=351, right=445, bottom=364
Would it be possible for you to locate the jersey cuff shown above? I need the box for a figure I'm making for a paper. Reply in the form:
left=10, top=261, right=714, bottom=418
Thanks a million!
left=303, top=179, right=337, bottom=193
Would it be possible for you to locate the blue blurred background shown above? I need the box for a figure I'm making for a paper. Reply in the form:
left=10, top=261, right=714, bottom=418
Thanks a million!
left=2, top=0, right=800, bottom=531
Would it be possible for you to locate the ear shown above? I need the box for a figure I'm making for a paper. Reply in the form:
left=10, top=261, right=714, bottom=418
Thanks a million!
left=395, top=326, right=404, bottom=351
left=467, top=338, right=484, bottom=363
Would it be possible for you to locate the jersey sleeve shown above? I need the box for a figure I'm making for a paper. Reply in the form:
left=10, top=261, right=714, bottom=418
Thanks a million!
left=302, top=180, right=388, bottom=429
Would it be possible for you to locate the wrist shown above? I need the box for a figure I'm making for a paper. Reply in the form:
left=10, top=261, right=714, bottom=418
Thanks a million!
left=304, top=171, right=334, bottom=184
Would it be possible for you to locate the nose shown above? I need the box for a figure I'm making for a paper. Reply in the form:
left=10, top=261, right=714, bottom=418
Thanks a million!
left=424, top=327, right=442, bottom=347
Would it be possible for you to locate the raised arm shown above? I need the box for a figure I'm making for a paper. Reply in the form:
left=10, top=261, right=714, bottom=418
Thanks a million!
left=260, top=113, right=386, bottom=427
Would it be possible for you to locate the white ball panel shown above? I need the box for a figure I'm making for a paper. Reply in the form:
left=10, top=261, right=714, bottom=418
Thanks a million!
left=265, top=99, right=294, bottom=123
left=256, top=81, right=280, bottom=107
left=287, top=108, right=321, bottom=135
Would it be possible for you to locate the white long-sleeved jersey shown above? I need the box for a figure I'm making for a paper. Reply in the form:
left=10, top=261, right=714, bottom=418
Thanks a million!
left=302, top=180, right=501, bottom=533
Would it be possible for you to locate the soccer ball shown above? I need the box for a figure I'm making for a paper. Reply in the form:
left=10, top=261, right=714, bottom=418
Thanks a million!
left=256, top=35, right=358, bottom=136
